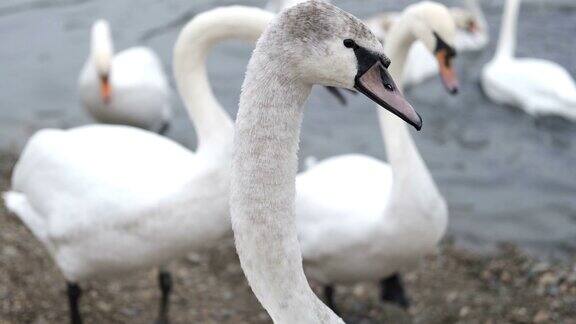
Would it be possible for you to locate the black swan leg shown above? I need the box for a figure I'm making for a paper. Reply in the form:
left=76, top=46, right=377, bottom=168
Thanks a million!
left=380, top=273, right=410, bottom=309
left=67, top=282, right=82, bottom=324
left=156, top=269, right=173, bottom=324
left=323, top=285, right=340, bottom=315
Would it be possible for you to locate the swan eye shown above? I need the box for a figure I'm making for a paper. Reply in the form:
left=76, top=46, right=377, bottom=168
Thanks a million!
left=343, top=39, right=358, bottom=49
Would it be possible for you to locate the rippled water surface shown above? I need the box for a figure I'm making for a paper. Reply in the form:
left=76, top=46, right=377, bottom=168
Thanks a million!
left=0, top=0, right=575, bottom=259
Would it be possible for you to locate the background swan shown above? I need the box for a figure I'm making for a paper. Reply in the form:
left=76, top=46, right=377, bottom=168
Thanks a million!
left=296, top=1, right=458, bottom=313
left=367, top=0, right=486, bottom=88
left=4, top=7, right=274, bottom=324
left=78, top=19, right=172, bottom=134
left=481, top=0, right=576, bottom=120
left=231, top=1, right=421, bottom=322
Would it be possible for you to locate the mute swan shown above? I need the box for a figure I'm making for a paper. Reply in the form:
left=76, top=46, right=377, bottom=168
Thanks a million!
left=230, top=1, right=421, bottom=322
left=3, top=7, right=275, bottom=324
left=78, top=20, right=172, bottom=134
left=481, top=0, right=576, bottom=120
left=296, top=1, right=458, bottom=313
left=367, top=0, right=485, bottom=88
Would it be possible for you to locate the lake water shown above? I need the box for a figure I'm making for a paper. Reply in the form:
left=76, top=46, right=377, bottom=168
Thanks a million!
left=0, top=0, right=575, bottom=259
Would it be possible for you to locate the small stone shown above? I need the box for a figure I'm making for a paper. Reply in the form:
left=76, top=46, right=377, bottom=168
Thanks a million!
left=446, top=291, right=458, bottom=303
left=459, top=306, right=470, bottom=317
left=533, top=310, right=549, bottom=323
left=352, top=285, right=366, bottom=297
left=222, top=290, right=233, bottom=300
left=2, top=246, right=18, bottom=257
left=501, top=271, right=512, bottom=283
left=539, top=272, right=558, bottom=286
left=186, top=252, right=202, bottom=265
left=515, top=307, right=527, bottom=316
left=33, top=316, right=49, bottom=324
left=532, top=262, right=550, bottom=274
left=97, top=301, right=112, bottom=312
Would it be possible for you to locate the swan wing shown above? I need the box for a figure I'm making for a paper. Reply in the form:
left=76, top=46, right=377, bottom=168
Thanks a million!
left=10, top=125, right=197, bottom=241
left=296, top=154, right=393, bottom=259
left=483, top=58, right=576, bottom=116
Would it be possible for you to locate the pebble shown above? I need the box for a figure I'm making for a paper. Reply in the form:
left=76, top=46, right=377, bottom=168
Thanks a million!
left=533, top=310, right=550, bottom=323
left=32, top=316, right=49, bottom=324
left=2, top=246, right=18, bottom=257
left=446, top=291, right=458, bottom=303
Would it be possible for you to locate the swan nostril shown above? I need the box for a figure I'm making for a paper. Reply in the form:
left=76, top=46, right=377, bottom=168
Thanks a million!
left=384, top=83, right=394, bottom=91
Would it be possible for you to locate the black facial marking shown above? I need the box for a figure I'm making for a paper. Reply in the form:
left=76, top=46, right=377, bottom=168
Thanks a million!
left=343, top=39, right=390, bottom=74
left=342, top=38, right=394, bottom=92
left=433, top=32, right=456, bottom=66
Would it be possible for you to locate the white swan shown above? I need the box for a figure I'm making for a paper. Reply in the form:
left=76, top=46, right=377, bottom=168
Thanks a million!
left=295, top=1, right=458, bottom=313
left=367, top=0, right=486, bottom=88
left=453, top=0, right=489, bottom=51
left=78, top=20, right=172, bottom=134
left=3, top=7, right=274, bottom=324
left=481, top=0, right=576, bottom=120
left=231, top=1, right=422, bottom=322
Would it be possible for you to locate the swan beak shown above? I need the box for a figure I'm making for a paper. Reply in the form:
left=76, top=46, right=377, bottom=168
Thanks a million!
left=100, top=74, right=112, bottom=104
left=324, top=86, right=357, bottom=106
left=354, top=60, right=422, bottom=131
left=435, top=51, right=459, bottom=95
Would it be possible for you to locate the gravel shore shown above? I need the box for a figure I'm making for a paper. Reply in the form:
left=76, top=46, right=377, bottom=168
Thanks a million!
left=1, top=153, right=574, bottom=324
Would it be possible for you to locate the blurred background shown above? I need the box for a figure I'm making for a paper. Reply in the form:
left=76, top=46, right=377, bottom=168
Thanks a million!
left=0, top=0, right=575, bottom=323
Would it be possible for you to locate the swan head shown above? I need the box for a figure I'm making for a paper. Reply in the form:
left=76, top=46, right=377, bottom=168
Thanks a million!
left=407, top=1, right=459, bottom=94
left=91, top=19, right=114, bottom=103
left=270, top=1, right=422, bottom=130
left=450, top=7, right=479, bottom=33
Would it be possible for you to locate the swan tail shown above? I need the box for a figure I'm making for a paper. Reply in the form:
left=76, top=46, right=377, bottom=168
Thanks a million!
left=304, top=156, right=318, bottom=170
left=3, top=191, right=48, bottom=242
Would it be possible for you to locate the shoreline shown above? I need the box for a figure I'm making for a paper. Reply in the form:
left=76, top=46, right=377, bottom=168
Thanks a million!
left=1, top=153, right=574, bottom=323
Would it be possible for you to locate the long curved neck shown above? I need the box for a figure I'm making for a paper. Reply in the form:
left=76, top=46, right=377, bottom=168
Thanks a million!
left=231, top=38, right=343, bottom=324
left=495, top=0, right=520, bottom=59
left=90, top=21, right=114, bottom=71
left=173, top=7, right=274, bottom=153
left=380, top=14, right=436, bottom=194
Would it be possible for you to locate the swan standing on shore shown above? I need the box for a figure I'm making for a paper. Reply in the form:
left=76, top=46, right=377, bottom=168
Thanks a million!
left=78, top=20, right=172, bottom=134
left=231, top=1, right=422, bottom=322
left=296, top=2, right=458, bottom=313
left=367, top=0, right=485, bottom=88
left=4, top=7, right=274, bottom=324
left=481, top=0, right=576, bottom=120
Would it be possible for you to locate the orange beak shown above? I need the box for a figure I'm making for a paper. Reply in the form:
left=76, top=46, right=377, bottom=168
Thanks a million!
left=435, top=50, right=459, bottom=95
left=100, top=75, right=111, bottom=104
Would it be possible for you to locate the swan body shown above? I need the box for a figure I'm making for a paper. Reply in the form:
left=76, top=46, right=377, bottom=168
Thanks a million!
left=4, top=125, right=208, bottom=281
left=5, top=6, right=274, bottom=323
left=367, top=0, right=487, bottom=88
left=297, top=154, right=445, bottom=284
left=294, top=2, right=457, bottom=307
left=481, top=0, right=576, bottom=120
left=79, top=20, right=171, bottom=132
left=231, top=1, right=421, bottom=322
